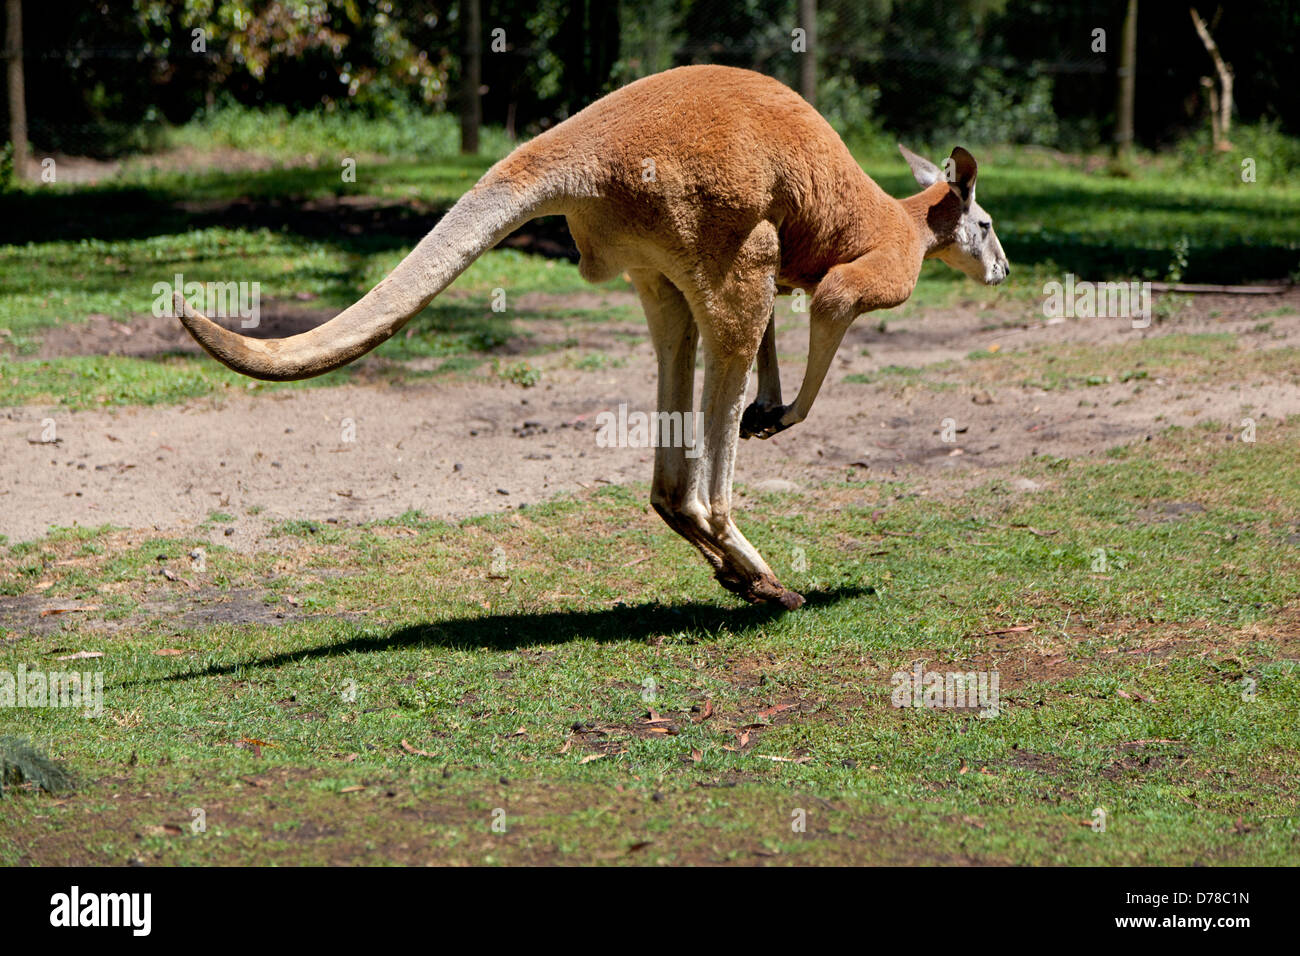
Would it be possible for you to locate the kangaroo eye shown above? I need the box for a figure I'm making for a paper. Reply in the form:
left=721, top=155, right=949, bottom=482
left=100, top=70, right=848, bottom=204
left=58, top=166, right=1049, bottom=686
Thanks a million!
left=979, top=221, right=991, bottom=235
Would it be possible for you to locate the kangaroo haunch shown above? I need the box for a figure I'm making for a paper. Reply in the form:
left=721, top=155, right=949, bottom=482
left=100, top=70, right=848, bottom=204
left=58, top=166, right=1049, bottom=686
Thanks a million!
left=175, top=64, right=1010, bottom=609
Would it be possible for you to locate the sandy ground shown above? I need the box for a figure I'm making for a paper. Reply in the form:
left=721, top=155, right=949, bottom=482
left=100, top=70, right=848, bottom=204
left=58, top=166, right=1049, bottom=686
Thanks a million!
left=4, top=289, right=1298, bottom=548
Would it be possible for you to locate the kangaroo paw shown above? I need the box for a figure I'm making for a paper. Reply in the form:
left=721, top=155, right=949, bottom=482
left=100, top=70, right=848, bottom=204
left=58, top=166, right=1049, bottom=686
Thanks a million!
left=739, top=401, right=793, bottom=440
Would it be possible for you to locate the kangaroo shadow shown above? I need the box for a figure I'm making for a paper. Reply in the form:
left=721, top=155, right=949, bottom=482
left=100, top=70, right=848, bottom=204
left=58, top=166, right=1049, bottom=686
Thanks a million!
left=128, top=585, right=871, bottom=687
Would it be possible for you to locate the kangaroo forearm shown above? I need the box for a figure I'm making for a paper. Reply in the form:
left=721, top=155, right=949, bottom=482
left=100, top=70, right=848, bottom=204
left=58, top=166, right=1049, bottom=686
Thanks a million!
left=781, top=250, right=921, bottom=426
left=753, top=310, right=783, bottom=407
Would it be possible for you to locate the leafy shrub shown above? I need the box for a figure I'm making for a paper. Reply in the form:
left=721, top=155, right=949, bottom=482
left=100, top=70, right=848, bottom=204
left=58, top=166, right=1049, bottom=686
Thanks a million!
left=942, top=69, right=1060, bottom=147
left=169, top=100, right=515, bottom=162
left=1171, top=119, right=1300, bottom=185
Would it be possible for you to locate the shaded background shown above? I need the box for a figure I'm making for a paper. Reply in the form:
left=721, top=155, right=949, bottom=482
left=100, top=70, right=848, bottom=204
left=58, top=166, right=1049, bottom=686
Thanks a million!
left=5, top=0, right=1298, bottom=159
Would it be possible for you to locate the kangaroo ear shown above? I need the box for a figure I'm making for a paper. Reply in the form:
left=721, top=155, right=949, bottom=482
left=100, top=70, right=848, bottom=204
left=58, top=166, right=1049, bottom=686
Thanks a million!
left=947, top=147, right=978, bottom=208
left=899, top=144, right=943, bottom=189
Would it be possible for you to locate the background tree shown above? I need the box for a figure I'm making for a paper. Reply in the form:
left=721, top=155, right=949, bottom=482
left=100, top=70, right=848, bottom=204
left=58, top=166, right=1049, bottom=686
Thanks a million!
left=4, top=0, right=26, bottom=179
left=460, top=0, right=481, bottom=152
left=1190, top=6, right=1233, bottom=150
left=1114, top=0, right=1137, bottom=158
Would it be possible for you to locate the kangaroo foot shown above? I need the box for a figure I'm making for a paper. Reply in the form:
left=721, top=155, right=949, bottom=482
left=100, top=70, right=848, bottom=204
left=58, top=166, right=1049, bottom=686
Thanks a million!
left=739, top=401, right=794, bottom=440
left=715, top=569, right=806, bottom=610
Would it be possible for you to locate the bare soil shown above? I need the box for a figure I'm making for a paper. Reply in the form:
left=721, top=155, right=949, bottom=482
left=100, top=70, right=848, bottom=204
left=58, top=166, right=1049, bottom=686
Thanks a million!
left=4, top=289, right=1299, bottom=547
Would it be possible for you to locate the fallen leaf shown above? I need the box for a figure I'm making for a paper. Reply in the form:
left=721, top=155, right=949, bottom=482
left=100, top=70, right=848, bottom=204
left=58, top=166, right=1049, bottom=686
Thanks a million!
left=1118, top=739, right=1183, bottom=748
left=400, top=739, right=437, bottom=757
left=977, top=625, right=1033, bottom=636
left=1116, top=689, right=1155, bottom=702
left=152, top=648, right=185, bottom=656
left=340, top=785, right=366, bottom=793
left=140, top=824, right=183, bottom=838
left=755, top=754, right=812, bottom=764
left=41, top=606, right=100, bottom=617
left=722, top=730, right=751, bottom=752
left=54, top=650, right=104, bottom=660
left=578, top=753, right=606, bottom=764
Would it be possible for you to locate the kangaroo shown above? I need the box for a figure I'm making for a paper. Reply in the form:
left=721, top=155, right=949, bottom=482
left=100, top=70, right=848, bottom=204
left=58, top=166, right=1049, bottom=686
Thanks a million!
left=174, top=64, right=1009, bottom=610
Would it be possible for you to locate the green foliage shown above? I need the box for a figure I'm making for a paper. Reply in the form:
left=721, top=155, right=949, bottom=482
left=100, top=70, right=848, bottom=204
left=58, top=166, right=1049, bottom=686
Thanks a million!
left=169, top=100, right=515, bottom=162
left=497, top=360, right=541, bottom=388
left=943, top=69, right=1060, bottom=147
left=819, top=76, right=887, bottom=151
left=0, top=142, right=13, bottom=194
left=1171, top=120, right=1300, bottom=184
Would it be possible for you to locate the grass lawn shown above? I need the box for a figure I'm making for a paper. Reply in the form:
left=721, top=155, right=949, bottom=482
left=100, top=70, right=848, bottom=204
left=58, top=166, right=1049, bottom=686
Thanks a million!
left=2, top=416, right=1297, bottom=864
left=2, top=120, right=1298, bottom=865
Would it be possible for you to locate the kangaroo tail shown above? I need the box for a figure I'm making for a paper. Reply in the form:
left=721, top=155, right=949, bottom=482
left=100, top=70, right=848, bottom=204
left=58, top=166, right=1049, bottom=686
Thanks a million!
left=173, top=170, right=556, bottom=381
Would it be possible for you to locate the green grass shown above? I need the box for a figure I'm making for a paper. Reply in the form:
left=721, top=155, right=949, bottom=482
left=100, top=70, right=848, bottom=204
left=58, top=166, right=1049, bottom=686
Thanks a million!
left=2, top=418, right=1297, bottom=863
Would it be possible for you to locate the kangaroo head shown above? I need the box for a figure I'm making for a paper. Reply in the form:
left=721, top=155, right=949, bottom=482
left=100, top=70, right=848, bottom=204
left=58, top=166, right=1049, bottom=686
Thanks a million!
left=899, top=145, right=1009, bottom=286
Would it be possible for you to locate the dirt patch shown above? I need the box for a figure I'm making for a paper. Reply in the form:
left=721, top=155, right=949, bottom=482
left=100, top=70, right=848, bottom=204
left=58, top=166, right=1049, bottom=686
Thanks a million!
left=0, top=585, right=304, bottom=640
left=0, top=595, right=99, bottom=640
left=2, top=765, right=972, bottom=865
left=1136, top=501, right=1208, bottom=523
left=1100, top=745, right=1184, bottom=781
left=4, top=297, right=1299, bottom=546
left=29, top=288, right=640, bottom=361
left=1008, top=749, right=1071, bottom=777
left=32, top=301, right=335, bottom=360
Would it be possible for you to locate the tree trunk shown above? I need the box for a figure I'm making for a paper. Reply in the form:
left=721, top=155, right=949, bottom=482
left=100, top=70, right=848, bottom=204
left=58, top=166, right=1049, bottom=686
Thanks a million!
left=1113, top=0, right=1137, bottom=157
left=799, top=0, right=817, bottom=107
left=459, top=0, right=482, bottom=155
left=4, top=0, right=27, bottom=180
left=1190, top=7, right=1233, bottom=150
